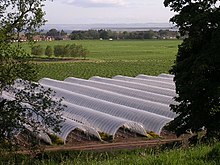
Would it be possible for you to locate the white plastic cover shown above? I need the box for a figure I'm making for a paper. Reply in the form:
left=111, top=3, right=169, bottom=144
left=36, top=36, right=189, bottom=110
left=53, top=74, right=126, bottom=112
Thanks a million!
left=158, top=73, right=175, bottom=79
left=39, top=78, right=177, bottom=118
left=58, top=117, right=102, bottom=144
left=1, top=92, right=52, bottom=144
left=62, top=101, right=147, bottom=137
left=113, top=75, right=175, bottom=90
left=39, top=84, right=173, bottom=134
left=64, top=77, right=176, bottom=105
left=89, top=76, right=176, bottom=97
left=136, top=74, right=174, bottom=83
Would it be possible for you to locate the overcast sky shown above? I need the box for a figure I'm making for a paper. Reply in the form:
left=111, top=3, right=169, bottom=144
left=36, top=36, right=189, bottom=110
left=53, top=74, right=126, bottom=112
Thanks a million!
left=43, top=0, right=175, bottom=24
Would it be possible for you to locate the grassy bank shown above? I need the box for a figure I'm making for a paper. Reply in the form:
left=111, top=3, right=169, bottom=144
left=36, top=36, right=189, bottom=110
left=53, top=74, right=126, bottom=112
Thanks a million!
left=1, top=143, right=220, bottom=165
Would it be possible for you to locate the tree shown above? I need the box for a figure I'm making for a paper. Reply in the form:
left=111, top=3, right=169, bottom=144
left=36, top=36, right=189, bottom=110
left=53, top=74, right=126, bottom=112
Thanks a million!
left=45, top=45, right=54, bottom=57
left=31, top=45, right=45, bottom=56
left=164, top=0, right=220, bottom=140
left=0, top=0, right=65, bottom=150
left=54, top=45, right=65, bottom=57
left=60, top=29, right=67, bottom=36
left=98, top=29, right=109, bottom=39
left=46, top=28, right=60, bottom=37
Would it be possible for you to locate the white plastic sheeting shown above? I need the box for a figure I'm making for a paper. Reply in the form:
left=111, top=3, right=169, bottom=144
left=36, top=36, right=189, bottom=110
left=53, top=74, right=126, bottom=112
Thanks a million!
left=39, top=84, right=174, bottom=134
left=158, top=73, right=175, bottom=79
left=1, top=85, right=101, bottom=144
left=113, top=75, right=175, bottom=90
left=62, top=101, right=147, bottom=138
left=1, top=73, right=177, bottom=143
left=58, top=117, right=102, bottom=144
left=89, top=76, right=176, bottom=97
left=136, top=74, right=174, bottom=83
left=39, top=78, right=177, bottom=118
left=1, top=92, right=52, bottom=144
left=64, top=77, right=176, bottom=105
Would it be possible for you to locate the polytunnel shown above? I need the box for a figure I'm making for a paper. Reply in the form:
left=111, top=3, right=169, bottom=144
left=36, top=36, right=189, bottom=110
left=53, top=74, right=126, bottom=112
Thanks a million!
left=113, top=75, right=175, bottom=90
left=136, top=74, right=174, bottom=83
left=23, top=125, right=52, bottom=145
left=39, top=78, right=177, bottom=118
left=158, top=73, right=175, bottom=79
left=89, top=76, right=176, bottom=97
left=1, top=92, right=53, bottom=145
left=64, top=77, right=176, bottom=105
left=1, top=84, right=101, bottom=144
left=58, top=117, right=102, bottom=144
left=61, top=101, right=147, bottom=138
left=40, top=84, right=174, bottom=134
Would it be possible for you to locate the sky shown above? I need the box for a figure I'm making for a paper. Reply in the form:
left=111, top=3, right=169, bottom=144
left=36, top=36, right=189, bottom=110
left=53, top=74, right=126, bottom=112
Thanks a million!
left=43, top=0, right=175, bottom=24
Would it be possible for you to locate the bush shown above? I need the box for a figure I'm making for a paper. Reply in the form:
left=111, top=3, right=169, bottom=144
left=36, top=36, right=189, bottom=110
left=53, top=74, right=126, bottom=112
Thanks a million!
left=53, top=44, right=88, bottom=58
left=54, top=45, right=65, bottom=57
left=48, top=134, right=64, bottom=145
left=31, top=45, right=44, bottom=56
left=63, top=44, right=71, bottom=57
left=45, top=45, right=53, bottom=57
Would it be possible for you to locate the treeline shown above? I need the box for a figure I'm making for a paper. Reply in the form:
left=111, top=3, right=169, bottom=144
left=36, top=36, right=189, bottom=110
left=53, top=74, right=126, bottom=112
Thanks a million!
left=69, top=29, right=178, bottom=40
left=46, top=28, right=68, bottom=40
left=31, top=44, right=88, bottom=59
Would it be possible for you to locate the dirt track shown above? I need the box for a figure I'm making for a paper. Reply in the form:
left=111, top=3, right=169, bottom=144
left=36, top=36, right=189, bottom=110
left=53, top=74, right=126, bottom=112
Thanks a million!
left=18, top=138, right=182, bottom=155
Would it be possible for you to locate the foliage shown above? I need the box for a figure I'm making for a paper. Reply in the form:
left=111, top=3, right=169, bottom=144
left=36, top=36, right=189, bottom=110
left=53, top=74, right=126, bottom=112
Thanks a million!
left=0, top=0, right=47, bottom=41
left=70, top=29, right=178, bottom=40
left=54, top=45, right=65, bottom=57
left=45, top=45, right=53, bottom=57
left=99, top=132, right=113, bottom=141
left=0, top=44, right=37, bottom=89
left=48, top=134, right=64, bottom=145
left=147, top=131, right=160, bottom=138
left=207, top=142, right=220, bottom=162
left=46, top=29, right=67, bottom=40
left=1, top=143, right=219, bottom=164
left=53, top=44, right=88, bottom=58
left=164, top=0, right=220, bottom=140
left=0, top=0, right=65, bottom=151
left=46, top=29, right=60, bottom=37
left=31, top=45, right=45, bottom=56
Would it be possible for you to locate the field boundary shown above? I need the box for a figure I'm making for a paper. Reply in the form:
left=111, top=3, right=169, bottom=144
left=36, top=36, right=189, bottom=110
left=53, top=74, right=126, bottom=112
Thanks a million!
left=17, top=138, right=182, bottom=154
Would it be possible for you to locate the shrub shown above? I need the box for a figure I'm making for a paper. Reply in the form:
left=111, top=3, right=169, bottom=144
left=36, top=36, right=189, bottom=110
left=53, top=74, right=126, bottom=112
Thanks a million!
left=54, top=45, right=65, bottom=57
left=48, top=134, right=64, bottom=145
left=63, top=44, right=71, bottom=57
left=31, top=45, right=44, bottom=56
left=52, top=44, right=88, bottom=58
left=45, top=45, right=53, bottom=57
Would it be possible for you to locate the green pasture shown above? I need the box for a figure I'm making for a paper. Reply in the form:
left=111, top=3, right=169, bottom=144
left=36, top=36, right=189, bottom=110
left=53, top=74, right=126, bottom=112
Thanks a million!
left=23, top=40, right=182, bottom=80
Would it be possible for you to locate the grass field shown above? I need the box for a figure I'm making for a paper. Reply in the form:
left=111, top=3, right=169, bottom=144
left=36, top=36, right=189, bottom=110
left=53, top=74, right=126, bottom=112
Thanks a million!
left=24, top=40, right=182, bottom=80
left=2, top=142, right=220, bottom=165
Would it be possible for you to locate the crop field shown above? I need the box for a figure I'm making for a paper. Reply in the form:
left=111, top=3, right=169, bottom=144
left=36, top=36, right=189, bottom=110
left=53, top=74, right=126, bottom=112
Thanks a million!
left=23, top=40, right=182, bottom=80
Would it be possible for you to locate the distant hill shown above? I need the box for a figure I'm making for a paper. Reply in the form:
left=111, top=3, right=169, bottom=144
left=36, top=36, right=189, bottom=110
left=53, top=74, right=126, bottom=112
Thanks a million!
left=42, top=23, right=177, bottom=33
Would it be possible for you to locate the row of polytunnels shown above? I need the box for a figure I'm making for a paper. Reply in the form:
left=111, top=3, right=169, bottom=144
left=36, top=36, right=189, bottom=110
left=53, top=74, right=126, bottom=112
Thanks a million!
left=2, top=73, right=177, bottom=145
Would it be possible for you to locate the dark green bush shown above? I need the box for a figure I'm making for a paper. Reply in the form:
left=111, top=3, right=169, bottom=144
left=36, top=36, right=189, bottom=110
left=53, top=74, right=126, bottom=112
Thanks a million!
left=31, top=45, right=45, bottom=56
left=54, top=45, right=65, bottom=57
left=45, top=45, right=53, bottom=57
left=53, top=44, right=88, bottom=58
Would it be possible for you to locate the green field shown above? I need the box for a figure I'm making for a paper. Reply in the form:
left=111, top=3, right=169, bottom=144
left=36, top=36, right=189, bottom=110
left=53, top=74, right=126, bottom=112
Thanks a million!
left=23, top=40, right=181, bottom=80
left=2, top=143, right=220, bottom=165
